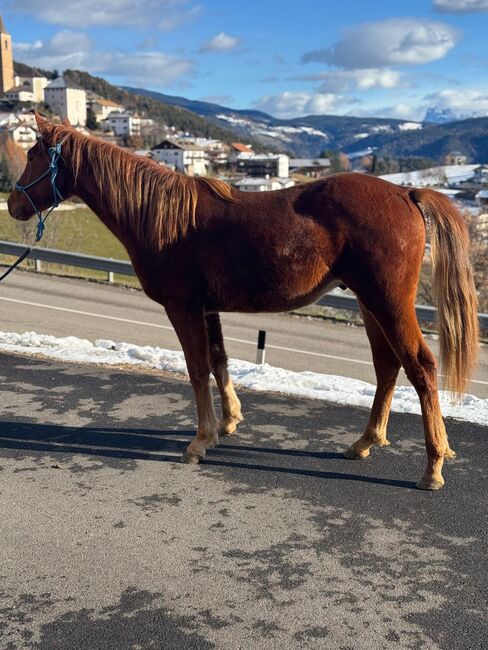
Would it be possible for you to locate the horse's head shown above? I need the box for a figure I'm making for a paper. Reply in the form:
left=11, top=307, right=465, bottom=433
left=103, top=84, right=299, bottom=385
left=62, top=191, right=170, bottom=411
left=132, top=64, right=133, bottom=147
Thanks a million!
left=7, top=113, right=74, bottom=222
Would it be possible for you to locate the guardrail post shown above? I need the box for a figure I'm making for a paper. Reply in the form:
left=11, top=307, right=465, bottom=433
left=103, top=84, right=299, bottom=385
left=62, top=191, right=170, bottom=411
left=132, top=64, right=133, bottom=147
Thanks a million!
left=108, top=271, right=114, bottom=283
left=256, top=329, right=266, bottom=365
left=34, top=259, right=42, bottom=272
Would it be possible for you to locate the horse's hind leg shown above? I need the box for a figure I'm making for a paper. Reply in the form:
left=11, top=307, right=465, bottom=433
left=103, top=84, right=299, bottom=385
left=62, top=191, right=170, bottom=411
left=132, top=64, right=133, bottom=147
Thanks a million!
left=206, top=313, right=243, bottom=436
left=360, top=295, right=454, bottom=490
left=344, top=302, right=401, bottom=459
left=165, top=303, right=220, bottom=463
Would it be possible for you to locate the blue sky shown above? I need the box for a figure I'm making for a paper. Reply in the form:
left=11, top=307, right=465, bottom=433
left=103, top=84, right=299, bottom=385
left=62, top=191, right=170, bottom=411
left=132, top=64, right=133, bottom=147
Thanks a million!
left=4, top=0, right=488, bottom=121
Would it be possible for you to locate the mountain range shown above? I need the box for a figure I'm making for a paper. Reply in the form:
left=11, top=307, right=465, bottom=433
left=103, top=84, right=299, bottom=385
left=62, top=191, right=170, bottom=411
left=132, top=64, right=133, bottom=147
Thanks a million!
left=125, top=87, right=488, bottom=162
left=11, top=62, right=488, bottom=163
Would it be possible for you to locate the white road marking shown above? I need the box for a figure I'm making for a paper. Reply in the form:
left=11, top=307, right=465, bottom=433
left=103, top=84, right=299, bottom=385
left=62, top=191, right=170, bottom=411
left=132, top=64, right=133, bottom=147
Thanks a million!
left=0, top=295, right=487, bottom=387
left=0, top=295, right=373, bottom=366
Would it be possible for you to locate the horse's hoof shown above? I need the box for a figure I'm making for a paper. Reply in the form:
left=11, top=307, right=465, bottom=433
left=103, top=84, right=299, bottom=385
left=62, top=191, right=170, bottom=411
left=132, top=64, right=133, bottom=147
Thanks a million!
left=343, top=446, right=370, bottom=460
left=416, top=476, right=444, bottom=491
left=220, top=414, right=243, bottom=437
left=181, top=450, right=203, bottom=464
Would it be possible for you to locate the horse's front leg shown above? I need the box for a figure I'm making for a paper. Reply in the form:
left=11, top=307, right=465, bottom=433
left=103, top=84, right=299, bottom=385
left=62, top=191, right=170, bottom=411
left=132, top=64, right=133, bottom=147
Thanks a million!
left=166, top=303, right=220, bottom=464
left=205, top=313, right=243, bottom=436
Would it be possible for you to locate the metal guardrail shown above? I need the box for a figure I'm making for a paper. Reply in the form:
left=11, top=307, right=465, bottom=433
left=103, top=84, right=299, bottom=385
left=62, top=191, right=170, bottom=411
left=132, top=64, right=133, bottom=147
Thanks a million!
left=1, top=240, right=487, bottom=328
left=0, top=240, right=135, bottom=282
left=318, top=290, right=488, bottom=329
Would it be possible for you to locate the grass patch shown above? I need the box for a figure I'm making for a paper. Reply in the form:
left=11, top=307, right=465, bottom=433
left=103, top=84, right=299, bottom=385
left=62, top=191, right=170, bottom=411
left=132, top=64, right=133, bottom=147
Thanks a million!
left=0, top=207, right=139, bottom=286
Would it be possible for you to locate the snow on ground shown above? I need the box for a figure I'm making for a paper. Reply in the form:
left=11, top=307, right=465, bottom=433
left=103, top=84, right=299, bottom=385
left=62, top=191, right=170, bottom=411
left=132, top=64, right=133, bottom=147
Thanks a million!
left=379, top=164, right=479, bottom=187
left=0, top=330, right=486, bottom=425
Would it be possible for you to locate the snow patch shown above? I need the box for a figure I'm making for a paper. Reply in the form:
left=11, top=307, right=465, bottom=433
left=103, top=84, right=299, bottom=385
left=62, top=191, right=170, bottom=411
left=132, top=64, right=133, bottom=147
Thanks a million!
left=399, top=122, right=423, bottom=131
left=0, top=330, right=486, bottom=425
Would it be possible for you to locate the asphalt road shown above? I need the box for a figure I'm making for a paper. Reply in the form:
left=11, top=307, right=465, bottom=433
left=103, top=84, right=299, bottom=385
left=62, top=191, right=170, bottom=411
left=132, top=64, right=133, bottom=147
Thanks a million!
left=0, top=352, right=486, bottom=649
left=0, top=270, right=487, bottom=398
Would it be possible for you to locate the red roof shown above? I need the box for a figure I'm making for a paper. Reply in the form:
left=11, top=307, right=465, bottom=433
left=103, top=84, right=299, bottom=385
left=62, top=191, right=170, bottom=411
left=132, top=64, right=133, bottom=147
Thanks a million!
left=231, top=142, right=253, bottom=153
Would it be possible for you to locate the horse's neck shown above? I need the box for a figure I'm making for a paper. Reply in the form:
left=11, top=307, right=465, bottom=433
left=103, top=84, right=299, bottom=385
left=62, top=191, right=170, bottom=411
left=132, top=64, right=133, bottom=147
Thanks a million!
left=71, top=152, right=127, bottom=245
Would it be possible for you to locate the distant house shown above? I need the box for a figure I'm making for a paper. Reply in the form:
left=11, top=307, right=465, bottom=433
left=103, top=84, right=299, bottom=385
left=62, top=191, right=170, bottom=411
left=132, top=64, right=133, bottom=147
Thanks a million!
left=151, top=140, right=207, bottom=176
left=0, top=111, right=17, bottom=127
left=16, top=110, right=37, bottom=127
left=90, top=98, right=125, bottom=121
left=289, top=158, right=331, bottom=179
left=11, top=74, right=48, bottom=102
left=101, top=112, right=152, bottom=137
left=4, top=85, right=35, bottom=102
left=475, top=189, right=488, bottom=208
left=0, top=123, right=37, bottom=151
left=444, top=151, right=467, bottom=166
left=235, top=176, right=295, bottom=192
left=179, top=136, right=229, bottom=166
left=44, top=76, right=87, bottom=126
left=229, top=142, right=253, bottom=163
left=472, top=165, right=488, bottom=185
left=237, top=153, right=289, bottom=179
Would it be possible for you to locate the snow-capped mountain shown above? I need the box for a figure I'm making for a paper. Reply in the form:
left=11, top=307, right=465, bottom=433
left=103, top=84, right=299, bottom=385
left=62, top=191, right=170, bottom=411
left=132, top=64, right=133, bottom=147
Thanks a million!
left=125, top=86, right=426, bottom=157
left=423, top=107, right=458, bottom=124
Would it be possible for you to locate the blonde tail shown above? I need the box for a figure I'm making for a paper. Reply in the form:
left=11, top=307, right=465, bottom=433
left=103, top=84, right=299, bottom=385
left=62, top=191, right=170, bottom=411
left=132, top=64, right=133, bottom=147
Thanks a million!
left=409, top=188, right=478, bottom=396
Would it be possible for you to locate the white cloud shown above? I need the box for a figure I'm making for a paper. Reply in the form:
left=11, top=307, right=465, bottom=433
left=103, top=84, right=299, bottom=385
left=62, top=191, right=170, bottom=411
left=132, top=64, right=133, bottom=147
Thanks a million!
left=424, top=88, right=488, bottom=117
left=308, top=69, right=407, bottom=93
left=14, top=31, right=193, bottom=88
left=433, top=0, right=488, bottom=12
left=254, top=91, right=347, bottom=118
left=374, top=103, right=424, bottom=121
left=301, top=19, right=458, bottom=69
left=357, top=87, right=488, bottom=122
left=199, top=32, right=241, bottom=53
left=8, top=0, right=198, bottom=28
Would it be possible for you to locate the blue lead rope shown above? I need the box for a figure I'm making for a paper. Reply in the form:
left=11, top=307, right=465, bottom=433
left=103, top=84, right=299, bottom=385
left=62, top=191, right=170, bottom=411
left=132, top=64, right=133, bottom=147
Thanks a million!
left=0, top=139, right=66, bottom=283
left=15, top=141, right=65, bottom=242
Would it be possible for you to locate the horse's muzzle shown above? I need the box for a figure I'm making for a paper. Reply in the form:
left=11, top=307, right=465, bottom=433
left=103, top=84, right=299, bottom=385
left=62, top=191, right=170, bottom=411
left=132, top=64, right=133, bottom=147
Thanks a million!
left=7, top=191, right=33, bottom=221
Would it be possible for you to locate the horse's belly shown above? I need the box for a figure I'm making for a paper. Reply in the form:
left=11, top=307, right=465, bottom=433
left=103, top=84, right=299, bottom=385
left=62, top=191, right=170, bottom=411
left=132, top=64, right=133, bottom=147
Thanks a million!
left=208, top=261, right=338, bottom=313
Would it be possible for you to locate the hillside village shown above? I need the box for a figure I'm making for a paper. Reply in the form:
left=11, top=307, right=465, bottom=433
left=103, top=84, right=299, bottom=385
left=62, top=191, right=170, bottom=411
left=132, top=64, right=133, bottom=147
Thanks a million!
left=1, top=14, right=488, bottom=217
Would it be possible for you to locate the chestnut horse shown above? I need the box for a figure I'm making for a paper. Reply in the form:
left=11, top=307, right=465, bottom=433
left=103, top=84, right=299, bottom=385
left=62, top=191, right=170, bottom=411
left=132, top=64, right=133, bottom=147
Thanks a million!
left=7, top=114, right=478, bottom=490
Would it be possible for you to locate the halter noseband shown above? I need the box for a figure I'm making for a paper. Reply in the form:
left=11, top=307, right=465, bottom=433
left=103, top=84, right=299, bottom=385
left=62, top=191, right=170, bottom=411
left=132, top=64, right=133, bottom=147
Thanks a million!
left=15, top=138, right=67, bottom=241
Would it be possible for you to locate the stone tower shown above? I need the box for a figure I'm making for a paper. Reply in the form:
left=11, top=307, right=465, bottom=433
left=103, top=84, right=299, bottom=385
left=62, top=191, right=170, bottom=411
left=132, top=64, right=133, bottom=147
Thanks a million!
left=0, top=15, right=14, bottom=95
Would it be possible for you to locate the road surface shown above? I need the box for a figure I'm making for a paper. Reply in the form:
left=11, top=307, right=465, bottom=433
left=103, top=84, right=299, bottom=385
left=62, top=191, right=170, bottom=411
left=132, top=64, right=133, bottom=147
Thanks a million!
left=0, top=353, right=486, bottom=649
left=0, top=269, right=487, bottom=398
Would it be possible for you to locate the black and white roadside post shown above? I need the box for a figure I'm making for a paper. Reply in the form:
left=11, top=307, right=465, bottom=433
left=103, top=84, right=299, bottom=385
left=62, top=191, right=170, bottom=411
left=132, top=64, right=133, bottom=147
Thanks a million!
left=256, top=329, right=266, bottom=365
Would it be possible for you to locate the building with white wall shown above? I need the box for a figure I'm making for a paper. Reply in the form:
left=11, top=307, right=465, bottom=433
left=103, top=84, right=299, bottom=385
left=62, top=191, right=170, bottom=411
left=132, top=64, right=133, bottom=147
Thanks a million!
left=90, top=98, right=125, bottom=121
left=8, top=74, right=48, bottom=102
left=235, top=176, right=295, bottom=192
left=101, top=112, right=153, bottom=137
left=44, top=76, right=87, bottom=126
left=0, top=123, right=37, bottom=151
left=236, top=153, right=289, bottom=179
left=151, top=140, right=207, bottom=176
left=4, top=85, right=35, bottom=102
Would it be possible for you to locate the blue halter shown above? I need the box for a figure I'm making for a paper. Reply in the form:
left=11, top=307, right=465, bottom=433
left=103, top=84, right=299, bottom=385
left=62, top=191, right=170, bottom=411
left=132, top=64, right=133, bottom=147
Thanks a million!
left=15, top=139, right=66, bottom=241
left=0, top=138, right=68, bottom=283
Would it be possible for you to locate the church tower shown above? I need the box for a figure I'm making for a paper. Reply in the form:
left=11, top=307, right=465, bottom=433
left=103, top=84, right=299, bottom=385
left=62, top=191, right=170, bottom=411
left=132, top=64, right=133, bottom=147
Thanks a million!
left=0, top=15, right=14, bottom=95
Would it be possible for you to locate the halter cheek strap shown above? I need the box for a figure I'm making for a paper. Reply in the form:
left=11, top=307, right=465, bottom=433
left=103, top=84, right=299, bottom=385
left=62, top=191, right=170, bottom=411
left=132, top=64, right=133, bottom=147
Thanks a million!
left=15, top=138, right=67, bottom=241
left=0, top=138, right=68, bottom=283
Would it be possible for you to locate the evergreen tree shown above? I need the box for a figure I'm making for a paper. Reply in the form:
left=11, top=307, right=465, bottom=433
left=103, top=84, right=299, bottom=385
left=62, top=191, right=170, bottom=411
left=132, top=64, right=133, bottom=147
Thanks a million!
left=86, top=106, right=99, bottom=130
left=0, top=157, right=12, bottom=192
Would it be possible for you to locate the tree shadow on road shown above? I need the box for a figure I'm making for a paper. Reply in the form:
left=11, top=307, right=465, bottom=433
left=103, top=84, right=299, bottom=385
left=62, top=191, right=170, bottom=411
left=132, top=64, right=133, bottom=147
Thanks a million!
left=0, top=420, right=416, bottom=489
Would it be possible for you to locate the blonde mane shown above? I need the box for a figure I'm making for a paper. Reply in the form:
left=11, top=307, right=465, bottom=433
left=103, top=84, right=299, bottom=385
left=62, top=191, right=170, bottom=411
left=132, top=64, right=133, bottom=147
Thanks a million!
left=47, top=124, right=233, bottom=250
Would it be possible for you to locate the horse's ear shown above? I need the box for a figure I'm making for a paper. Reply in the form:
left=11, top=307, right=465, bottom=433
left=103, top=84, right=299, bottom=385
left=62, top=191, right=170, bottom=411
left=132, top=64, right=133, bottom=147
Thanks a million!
left=62, top=117, right=71, bottom=127
left=35, top=112, right=51, bottom=134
